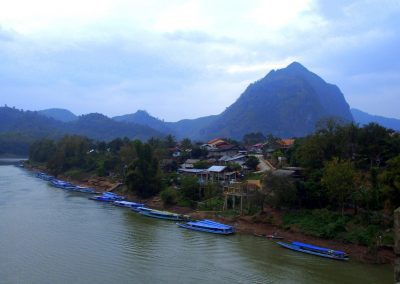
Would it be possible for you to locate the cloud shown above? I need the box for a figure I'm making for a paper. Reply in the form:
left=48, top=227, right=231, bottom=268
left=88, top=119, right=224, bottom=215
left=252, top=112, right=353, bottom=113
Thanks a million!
left=0, top=0, right=399, bottom=120
left=0, top=26, right=16, bottom=41
left=164, top=30, right=234, bottom=44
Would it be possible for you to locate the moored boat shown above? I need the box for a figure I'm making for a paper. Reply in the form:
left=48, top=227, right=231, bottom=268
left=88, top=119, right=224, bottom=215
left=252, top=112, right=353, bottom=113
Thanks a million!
left=113, top=201, right=144, bottom=208
left=178, top=219, right=235, bottom=235
left=50, top=179, right=77, bottom=190
left=136, top=208, right=188, bottom=221
left=36, top=172, right=55, bottom=181
left=277, top=241, right=349, bottom=260
left=89, top=192, right=125, bottom=202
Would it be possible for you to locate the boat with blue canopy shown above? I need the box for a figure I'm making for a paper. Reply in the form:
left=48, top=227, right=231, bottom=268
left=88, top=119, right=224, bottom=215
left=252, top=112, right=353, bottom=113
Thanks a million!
left=177, top=219, right=235, bottom=235
left=277, top=241, right=349, bottom=260
left=50, top=179, right=77, bottom=190
left=36, top=172, right=55, bottom=181
left=89, top=192, right=125, bottom=202
left=113, top=201, right=144, bottom=208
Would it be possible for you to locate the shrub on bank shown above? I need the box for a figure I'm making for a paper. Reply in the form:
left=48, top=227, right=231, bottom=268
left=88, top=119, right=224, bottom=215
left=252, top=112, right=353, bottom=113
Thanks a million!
left=160, top=187, right=178, bottom=206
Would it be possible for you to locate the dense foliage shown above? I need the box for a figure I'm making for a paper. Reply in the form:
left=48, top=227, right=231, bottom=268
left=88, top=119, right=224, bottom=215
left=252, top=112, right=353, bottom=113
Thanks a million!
left=263, top=121, right=400, bottom=247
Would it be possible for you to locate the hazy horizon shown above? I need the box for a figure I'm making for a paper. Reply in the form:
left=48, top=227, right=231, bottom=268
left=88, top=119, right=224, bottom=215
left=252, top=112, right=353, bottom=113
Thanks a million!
left=1, top=0, right=399, bottom=120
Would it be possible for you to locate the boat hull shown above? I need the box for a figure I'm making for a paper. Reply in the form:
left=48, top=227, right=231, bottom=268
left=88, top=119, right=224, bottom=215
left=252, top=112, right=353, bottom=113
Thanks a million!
left=138, top=210, right=186, bottom=221
left=277, top=242, right=349, bottom=261
left=177, top=223, right=235, bottom=235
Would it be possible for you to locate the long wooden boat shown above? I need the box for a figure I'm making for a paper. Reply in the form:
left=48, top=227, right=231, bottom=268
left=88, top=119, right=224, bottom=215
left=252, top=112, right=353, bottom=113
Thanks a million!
left=178, top=219, right=235, bottom=235
left=253, top=233, right=283, bottom=239
left=89, top=192, right=125, bottom=202
left=137, top=208, right=188, bottom=221
left=277, top=241, right=349, bottom=261
left=113, top=201, right=144, bottom=208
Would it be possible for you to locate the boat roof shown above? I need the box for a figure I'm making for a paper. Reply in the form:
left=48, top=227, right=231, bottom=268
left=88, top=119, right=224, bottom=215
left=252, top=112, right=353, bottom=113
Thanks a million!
left=292, top=242, right=346, bottom=255
left=188, top=220, right=232, bottom=229
left=114, top=201, right=142, bottom=205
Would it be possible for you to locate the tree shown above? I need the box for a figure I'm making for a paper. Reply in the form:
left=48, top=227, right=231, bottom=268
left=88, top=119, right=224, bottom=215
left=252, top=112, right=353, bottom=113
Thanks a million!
left=160, top=187, right=178, bottom=205
left=193, top=160, right=210, bottom=169
left=125, top=141, right=163, bottom=198
left=180, top=175, right=200, bottom=201
left=180, top=138, right=192, bottom=150
left=164, top=134, right=176, bottom=148
left=379, top=155, right=400, bottom=209
left=321, top=158, right=355, bottom=216
left=262, top=172, right=297, bottom=209
left=243, top=132, right=266, bottom=145
left=244, top=156, right=259, bottom=171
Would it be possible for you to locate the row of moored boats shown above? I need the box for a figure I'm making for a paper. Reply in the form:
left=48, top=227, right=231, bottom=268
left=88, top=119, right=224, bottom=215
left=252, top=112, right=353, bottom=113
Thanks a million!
left=36, top=172, right=95, bottom=193
left=35, top=171, right=348, bottom=259
left=89, top=191, right=235, bottom=235
left=36, top=172, right=235, bottom=235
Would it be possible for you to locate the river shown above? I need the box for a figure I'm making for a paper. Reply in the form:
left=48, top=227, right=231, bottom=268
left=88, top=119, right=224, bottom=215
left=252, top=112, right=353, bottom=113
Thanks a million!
left=0, top=161, right=392, bottom=283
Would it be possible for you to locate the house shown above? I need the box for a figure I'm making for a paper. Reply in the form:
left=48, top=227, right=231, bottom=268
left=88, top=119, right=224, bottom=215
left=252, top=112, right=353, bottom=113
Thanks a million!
left=177, top=168, right=209, bottom=184
left=218, top=154, right=247, bottom=167
left=278, top=139, right=295, bottom=150
left=207, top=165, right=237, bottom=183
left=201, top=138, right=230, bottom=151
left=181, top=159, right=200, bottom=169
left=208, top=144, right=242, bottom=158
left=170, top=147, right=182, bottom=157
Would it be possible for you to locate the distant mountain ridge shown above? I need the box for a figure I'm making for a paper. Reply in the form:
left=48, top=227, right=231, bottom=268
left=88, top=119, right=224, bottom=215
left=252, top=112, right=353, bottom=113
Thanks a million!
left=4, top=62, right=398, bottom=156
left=0, top=107, right=164, bottom=155
left=351, top=108, right=400, bottom=131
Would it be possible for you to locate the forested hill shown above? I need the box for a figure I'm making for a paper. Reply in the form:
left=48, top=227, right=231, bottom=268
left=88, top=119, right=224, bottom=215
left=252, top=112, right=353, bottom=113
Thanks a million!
left=113, top=110, right=173, bottom=134
left=0, top=107, right=163, bottom=156
left=198, top=62, right=353, bottom=139
left=38, top=108, right=78, bottom=122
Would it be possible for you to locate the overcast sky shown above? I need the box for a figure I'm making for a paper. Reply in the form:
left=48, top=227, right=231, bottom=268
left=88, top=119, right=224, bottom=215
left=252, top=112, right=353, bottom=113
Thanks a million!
left=0, top=0, right=399, bottom=121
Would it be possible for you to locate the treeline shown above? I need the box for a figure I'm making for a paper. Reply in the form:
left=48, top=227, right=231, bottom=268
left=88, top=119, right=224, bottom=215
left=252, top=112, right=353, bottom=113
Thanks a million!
left=264, top=121, right=400, bottom=247
left=29, top=135, right=212, bottom=199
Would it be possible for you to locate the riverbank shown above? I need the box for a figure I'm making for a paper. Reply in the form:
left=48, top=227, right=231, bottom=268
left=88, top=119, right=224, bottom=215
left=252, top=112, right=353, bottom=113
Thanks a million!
left=25, top=163, right=394, bottom=265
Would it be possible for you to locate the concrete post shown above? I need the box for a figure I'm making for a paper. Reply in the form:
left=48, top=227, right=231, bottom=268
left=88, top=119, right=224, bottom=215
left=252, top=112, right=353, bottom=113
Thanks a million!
left=394, top=207, right=400, bottom=283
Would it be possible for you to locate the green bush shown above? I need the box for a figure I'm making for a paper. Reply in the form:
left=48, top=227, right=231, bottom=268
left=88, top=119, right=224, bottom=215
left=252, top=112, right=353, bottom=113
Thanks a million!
left=160, top=187, right=178, bottom=206
left=283, top=209, right=348, bottom=238
left=197, top=197, right=224, bottom=211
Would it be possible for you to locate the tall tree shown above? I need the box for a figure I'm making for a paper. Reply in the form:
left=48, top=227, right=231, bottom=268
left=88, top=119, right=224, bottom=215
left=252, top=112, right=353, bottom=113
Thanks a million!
left=321, top=158, right=355, bottom=216
left=125, top=141, right=163, bottom=198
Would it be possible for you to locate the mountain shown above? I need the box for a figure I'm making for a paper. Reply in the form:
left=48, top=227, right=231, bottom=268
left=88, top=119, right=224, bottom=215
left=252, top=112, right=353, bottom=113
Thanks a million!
left=351, top=108, right=400, bottom=131
left=113, top=110, right=172, bottom=134
left=38, top=108, right=78, bottom=122
left=197, top=62, right=353, bottom=139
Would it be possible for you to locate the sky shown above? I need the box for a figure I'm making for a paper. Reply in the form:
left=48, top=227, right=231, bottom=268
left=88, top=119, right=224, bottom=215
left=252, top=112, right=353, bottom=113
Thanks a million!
left=0, top=0, right=399, bottom=121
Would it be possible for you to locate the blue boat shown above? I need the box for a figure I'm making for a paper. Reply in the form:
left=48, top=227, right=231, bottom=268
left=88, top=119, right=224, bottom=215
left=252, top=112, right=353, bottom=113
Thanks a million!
left=135, top=207, right=188, bottom=221
left=89, top=192, right=125, bottom=202
left=177, top=219, right=235, bottom=235
left=113, top=201, right=144, bottom=208
left=131, top=206, right=153, bottom=213
left=50, top=179, right=77, bottom=190
left=36, top=172, right=55, bottom=181
left=72, top=186, right=95, bottom=194
left=277, top=241, right=349, bottom=261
